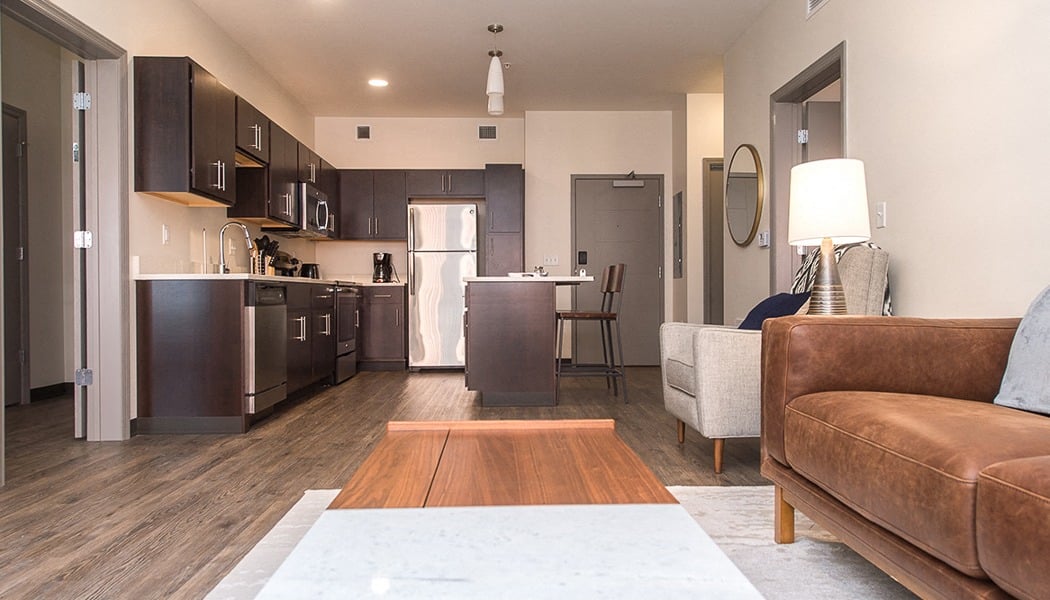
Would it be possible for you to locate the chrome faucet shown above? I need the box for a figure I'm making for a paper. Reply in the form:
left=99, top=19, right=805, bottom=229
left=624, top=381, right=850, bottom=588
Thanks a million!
left=219, top=221, right=254, bottom=274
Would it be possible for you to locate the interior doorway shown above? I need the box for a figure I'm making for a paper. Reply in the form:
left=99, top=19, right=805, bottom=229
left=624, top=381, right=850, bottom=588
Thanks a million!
left=702, top=158, right=724, bottom=325
left=1, top=1, right=130, bottom=487
left=2, top=103, right=29, bottom=407
left=769, top=42, right=846, bottom=292
left=571, top=175, right=663, bottom=366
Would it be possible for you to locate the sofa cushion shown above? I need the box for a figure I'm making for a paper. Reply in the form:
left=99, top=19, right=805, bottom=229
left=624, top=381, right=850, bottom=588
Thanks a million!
left=664, top=357, right=695, bottom=396
left=977, top=456, right=1050, bottom=600
left=783, top=392, right=1050, bottom=578
left=995, top=285, right=1050, bottom=415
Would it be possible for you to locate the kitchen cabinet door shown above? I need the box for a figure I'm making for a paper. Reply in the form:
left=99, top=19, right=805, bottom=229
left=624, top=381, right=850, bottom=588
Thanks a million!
left=484, top=232, right=524, bottom=277
left=298, top=144, right=320, bottom=185
left=446, top=169, right=486, bottom=196
left=286, top=309, right=312, bottom=394
left=484, top=164, right=523, bottom=233
left=190, top=62, right=236, bottom=204
left=405, top=170, right=446, bottom=197
left=269, top=125, right=299, bottom=226
left=311, top=285, right=336, bottom=381
left=372, top=170, right=407, bottom=239
left=338, top=170, right=373, bottom=240
left=359, top=287, right=406, bottom=368
left=235, top=97, right=269, bottom=164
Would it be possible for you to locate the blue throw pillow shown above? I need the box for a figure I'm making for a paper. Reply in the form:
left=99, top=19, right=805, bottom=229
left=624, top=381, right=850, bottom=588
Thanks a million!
left=738, top=292, right=811, bottom=330
left=995, top=285, right=1050, bottom=415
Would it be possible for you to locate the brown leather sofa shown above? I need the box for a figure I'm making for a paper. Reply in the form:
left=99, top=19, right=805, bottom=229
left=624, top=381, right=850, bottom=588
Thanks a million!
left=761, top=316, right=1050, bottom=600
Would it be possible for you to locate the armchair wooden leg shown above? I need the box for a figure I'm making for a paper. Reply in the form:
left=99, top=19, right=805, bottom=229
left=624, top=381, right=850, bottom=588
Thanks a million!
left=713, top=438, right=725, bottom=474
left=775, top=485, right=796, bottom=544
left=676, top=419, right=685, bottom=444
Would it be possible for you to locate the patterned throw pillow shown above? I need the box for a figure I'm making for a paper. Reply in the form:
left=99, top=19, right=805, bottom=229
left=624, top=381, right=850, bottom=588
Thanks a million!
left=995, top=286, right=1050, bottom=415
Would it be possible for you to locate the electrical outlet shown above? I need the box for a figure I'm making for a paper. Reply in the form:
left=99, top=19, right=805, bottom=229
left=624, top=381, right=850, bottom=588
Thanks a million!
left=161, top=224, right=170, bottom=245
left=543, top=255, right=559, bottom=266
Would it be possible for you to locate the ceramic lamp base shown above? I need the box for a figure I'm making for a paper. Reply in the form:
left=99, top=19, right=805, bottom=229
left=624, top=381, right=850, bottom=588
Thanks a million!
left=807, top=237, right=847, bottom=315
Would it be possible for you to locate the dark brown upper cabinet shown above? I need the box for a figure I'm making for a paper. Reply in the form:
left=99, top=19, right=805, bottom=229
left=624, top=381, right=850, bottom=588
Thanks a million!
left=229, top=123, right=299, bottom=228
left=235, top=97, right=269, bottom=165
left=339, top=170, right=407, bottom=240
left=134, top=56, right=237, bottom=206
left=406, top=169, right=485, bottom=197
left=484, top=164, right=524, bottom=233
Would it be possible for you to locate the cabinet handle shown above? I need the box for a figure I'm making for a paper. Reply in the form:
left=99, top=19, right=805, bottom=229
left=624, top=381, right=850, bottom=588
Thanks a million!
left=309, top=162, right=317, bottom=183
left=355, top=309, right=359, bottom=328
left=211, top=161, right=222, bottom=189
left=367, top=217, right=372, bottom=236
left=374, top=217, right=379, bottom=235
left=374, top=294, right=392, bottom=298
left=447, top=172, right=453, bottom=192
left=322, top=313, right=332, bottom=336
left=286, top=192, right=294, bottom=217
left=293, top=316, right=307, bottom=341
left=221, top=161, right=227, bottom=191
left=252, top=124, right=262, bottom=151
left=395, top=308, right=399, bottom=328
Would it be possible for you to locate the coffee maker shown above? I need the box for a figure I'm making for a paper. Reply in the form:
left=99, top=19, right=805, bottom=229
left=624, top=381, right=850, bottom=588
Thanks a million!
left=373, top=252, right=393, bottom=283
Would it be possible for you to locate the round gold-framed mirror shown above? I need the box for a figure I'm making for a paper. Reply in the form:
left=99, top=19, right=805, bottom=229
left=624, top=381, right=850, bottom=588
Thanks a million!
left=725, top=144, right=764, bottom=246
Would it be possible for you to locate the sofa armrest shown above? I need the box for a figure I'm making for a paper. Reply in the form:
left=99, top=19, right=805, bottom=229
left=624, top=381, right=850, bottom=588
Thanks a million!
left=761, top=315, right=1020, bottom=465
left=695, top=327, right=763, bottom=437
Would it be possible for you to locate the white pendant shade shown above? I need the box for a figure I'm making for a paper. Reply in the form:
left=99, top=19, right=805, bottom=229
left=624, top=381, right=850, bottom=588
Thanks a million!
left=486, top=55, right=504, bottom=96
left=788, top=158, right=871, bottom=246
left=487, top=94, right=504, bottom=115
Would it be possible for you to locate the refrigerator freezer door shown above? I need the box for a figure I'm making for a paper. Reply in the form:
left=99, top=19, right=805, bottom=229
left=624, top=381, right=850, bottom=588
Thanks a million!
left=408, top=204, right=478, bottom=252
left=409, top=250, right=476, bottom=367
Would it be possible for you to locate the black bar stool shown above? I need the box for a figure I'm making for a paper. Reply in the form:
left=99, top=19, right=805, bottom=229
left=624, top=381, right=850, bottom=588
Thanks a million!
left=555, top=264, right=627, bottom=403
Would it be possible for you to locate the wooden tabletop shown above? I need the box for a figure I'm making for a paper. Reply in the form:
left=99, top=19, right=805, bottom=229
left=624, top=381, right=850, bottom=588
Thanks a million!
left=329, top=419, right=676, bottom=509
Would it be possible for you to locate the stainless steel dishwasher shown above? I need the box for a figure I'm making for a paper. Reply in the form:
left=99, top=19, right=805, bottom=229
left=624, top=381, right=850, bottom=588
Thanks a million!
left=244, top=283, right=288, bottom=413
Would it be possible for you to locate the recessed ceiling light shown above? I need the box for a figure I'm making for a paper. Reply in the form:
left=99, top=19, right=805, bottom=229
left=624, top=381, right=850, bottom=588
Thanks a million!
left=368, top=79, right=389, bottom=87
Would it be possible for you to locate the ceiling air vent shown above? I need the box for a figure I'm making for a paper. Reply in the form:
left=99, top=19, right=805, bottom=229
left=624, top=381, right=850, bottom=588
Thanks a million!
left=356, top=125, right=371, bottom=141
left=806, top=0, right=829, bottom=18
left=478, top=125, right=498, bottom=141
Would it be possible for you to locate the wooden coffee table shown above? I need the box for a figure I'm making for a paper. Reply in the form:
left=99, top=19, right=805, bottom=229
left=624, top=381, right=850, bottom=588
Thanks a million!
left=330, top=419, right=676, bottom=508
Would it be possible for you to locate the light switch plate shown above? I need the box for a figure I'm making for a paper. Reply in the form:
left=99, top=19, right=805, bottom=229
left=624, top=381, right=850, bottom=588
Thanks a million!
left=875, top=202, right=887, bottom=228
left=162, top=224, right=170, bottom=245
left=757, top=230, right=770, bottom=248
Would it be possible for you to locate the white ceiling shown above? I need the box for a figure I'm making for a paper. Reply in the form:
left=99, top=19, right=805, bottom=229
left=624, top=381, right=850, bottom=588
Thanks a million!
left=189, top=0, right=773, bottom=118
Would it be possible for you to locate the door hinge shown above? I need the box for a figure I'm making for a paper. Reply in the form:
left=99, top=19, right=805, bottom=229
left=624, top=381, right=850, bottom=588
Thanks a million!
left=73, top=91, right=92, bottom=111
left=75, top=368, right=94, bottom=386
left=16, top=246, right=24, bottom=261
left=16, top=141, right=25, bottom=157
left=74, top=230, right=94, bottom=249
left=658, top=265, right=663, bottom=279
left=658, top=195, right=662, bottom=208
left=72, top=142, right=80, bottom=163
left=18, top=349, right=25, bottom=364
left=797, top=129, right=809, bottom=144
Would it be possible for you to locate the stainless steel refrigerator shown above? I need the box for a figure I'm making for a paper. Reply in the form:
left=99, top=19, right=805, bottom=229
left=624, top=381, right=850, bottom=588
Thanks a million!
left=407, top=203, right=477, bottom=368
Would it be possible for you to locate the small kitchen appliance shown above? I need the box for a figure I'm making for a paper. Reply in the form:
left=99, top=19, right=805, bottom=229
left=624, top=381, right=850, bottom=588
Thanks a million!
left=373, top=252, right=393, bottom=283
left=299, top=263, right=320, bottom=279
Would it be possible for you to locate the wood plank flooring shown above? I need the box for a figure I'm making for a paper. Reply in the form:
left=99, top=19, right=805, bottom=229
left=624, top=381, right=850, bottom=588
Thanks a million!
left=0, top=367, right=766, bottom=599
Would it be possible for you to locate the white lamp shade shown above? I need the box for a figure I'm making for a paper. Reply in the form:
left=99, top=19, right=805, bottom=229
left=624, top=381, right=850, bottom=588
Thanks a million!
left=487, top=94, right=504, bottom=115
left=788, top=158, right=871, bottom=246
left=486, top=55, right=504, bottom=96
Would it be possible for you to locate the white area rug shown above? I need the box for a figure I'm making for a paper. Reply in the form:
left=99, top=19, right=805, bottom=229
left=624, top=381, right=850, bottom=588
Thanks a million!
left=208, top=487, right=916, bottom=599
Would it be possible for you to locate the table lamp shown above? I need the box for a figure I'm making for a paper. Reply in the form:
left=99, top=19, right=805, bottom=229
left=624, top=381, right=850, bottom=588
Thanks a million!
left=788, top=158, right=871, bottom=315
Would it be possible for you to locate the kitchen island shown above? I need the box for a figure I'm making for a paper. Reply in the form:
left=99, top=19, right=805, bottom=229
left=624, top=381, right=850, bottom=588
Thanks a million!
left=463, top=275, right=591, bottom=407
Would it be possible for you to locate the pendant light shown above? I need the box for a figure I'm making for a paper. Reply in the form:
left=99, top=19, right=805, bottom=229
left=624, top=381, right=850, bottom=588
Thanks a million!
left=486, top=23, right=505, bottom=115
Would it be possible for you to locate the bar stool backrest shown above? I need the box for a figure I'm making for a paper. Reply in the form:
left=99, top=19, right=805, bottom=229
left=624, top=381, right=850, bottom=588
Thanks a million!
left=601, top=264, right=626, bottom=314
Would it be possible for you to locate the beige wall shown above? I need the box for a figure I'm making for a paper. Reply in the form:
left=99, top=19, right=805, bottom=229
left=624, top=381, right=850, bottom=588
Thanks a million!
left=523, top=111, right=675, bottom=319
left=48, top=0, right=317, bottom=277
left=685, top=94, right=724, bottom=323
left=1, top=18, right=71, bottom=388
left=724, top=0, right=1050, bottom=318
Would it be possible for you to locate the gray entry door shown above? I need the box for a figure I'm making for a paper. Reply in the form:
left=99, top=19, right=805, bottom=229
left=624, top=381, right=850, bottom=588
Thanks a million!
left=572, top=176, right=663, bottom=366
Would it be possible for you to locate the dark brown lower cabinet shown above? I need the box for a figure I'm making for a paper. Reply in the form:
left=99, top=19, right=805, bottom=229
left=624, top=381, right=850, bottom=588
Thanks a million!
left=359, top=286, right=406, bottom=370
left=484, top=232, right=524, bottom=276
left=135, top=280, right=249, bottom=433
left=465, top=281, right=556, bottom=406
left=287, top=283, right=336, bottom=393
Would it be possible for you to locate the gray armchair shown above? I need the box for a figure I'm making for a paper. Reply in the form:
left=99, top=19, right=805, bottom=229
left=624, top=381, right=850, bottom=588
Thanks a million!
left=660, top=244, right=889, bottom=473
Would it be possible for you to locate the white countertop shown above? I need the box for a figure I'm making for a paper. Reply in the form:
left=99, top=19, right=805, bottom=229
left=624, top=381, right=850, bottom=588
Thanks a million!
left=256, top=503, right=761, bottom=599
left=133, top=273, right=405, bottom=286
left=464, top=275, right=594, bottom=283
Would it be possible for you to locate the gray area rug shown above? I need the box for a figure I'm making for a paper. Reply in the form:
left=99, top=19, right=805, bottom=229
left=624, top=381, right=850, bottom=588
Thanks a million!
left=208, top=487, right=916, bottom=599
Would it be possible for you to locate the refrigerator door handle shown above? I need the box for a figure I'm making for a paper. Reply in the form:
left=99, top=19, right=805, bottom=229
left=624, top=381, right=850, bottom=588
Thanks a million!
left=408, top=206, right=415, bottom=251
left=408, top=253, right=415, bottom=296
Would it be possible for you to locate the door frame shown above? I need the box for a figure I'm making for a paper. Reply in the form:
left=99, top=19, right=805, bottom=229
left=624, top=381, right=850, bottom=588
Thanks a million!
left=1, top=0, right=130, bottom=485
left=768, top=42, right=846, bottom=292
left=701, top=158, right=724, bottom=324
left=569, top=173, right=664, bottom=364
left=2, top=103, right=29, bottom=407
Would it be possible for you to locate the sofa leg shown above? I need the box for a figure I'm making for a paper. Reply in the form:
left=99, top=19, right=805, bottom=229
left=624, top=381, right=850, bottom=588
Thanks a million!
left=676, top=420, right=685, bottom=444
left=775, top=485, right=796, bottom=544
left=713, top=438, right=724, bottom=474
